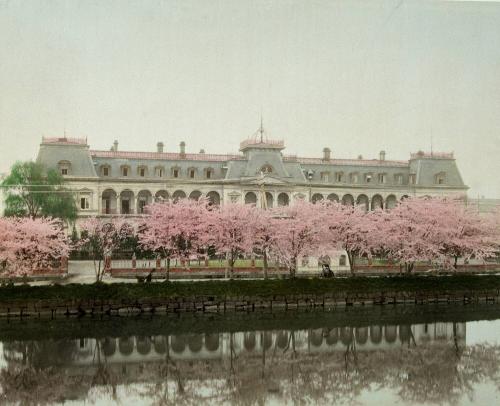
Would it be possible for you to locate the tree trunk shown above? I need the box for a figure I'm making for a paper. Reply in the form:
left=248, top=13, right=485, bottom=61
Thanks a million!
left=229, top=252, right=235, bottom=278
left=289, top=256, right=297, bottom=278
left=166, top=257, right=170, bottom=281
left=263, top=250, right=268, bottom=280
left=347, top=251, right=355, bottom=275
left=454, top=255, right=458, bottom=270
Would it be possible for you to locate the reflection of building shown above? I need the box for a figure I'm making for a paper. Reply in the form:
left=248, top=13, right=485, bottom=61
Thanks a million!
left=0, top=321, right=475, bottom=405
left=67, top=322, right=465, bottom=365
left=35, top=130, right=468, bottom=223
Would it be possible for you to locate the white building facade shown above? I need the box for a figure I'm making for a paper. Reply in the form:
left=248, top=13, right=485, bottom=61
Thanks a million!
left=35, top=130, right=468, bottom=224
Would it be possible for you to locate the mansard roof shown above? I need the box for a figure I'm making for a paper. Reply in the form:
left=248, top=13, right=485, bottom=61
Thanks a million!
left=35, top=135, right=467, bottom=189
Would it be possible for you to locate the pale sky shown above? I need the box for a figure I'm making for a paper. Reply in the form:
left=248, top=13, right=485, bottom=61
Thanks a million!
left=0, top=0, right=499, bottom=197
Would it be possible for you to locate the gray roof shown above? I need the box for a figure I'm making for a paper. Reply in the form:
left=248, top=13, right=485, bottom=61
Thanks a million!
left=36, top=138, right=468, bottom=189
left=36, top=142, right=97, bottom=178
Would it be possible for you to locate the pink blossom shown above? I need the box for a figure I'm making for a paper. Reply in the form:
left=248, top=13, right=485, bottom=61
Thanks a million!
left=0, top=217, right=70, bottom=276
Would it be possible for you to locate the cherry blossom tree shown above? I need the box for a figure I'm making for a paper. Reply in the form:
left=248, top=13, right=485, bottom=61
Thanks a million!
left=435, top=200, right=498, bottom=269
left=0, top=217, right=70, bottom=277
left=271, top=200, right=324, bottom=277
left=79, top=217, right=135, bottom=281
left=378, top=197, right=495, bottom=272
left=207, top=203, right=260, bottom=277
left=320, top=202, right=381, bottom=274
left=138, top=198, right=212, bottom=277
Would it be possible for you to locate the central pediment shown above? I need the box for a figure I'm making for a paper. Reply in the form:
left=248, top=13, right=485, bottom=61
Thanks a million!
left=239, top=175, right=291, bottom=186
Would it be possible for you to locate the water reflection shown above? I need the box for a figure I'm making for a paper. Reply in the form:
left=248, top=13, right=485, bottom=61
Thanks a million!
left=1, top=313, right=500, bottom=405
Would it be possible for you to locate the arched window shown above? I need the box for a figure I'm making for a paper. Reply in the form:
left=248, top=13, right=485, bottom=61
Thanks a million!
left=260, top=165, right=273, bottom=174
left=245, top=192, right=257, bottom=205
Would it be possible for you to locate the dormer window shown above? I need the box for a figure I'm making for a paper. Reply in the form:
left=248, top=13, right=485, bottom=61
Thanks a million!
left=205, top=168, right=214, bottom=179
left=121, top=166, right=130, bottom=177
left=155, top=166, right=165, bottom=177
left=378, top=173, right=387, bottom=184
left=335, top=172, right=344, bottom=183
left=434, top=172, right=446, bottom=185
left=58, top=160, right=71, bottom=176
left=101, top=165, right=111, bottom=177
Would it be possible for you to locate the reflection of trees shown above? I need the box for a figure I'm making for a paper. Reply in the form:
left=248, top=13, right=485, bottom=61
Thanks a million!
left=1, top=325, right=500, bottom=405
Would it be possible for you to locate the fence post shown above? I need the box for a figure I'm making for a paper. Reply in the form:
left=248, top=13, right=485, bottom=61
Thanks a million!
left=132, top=253, right=137, bottom=271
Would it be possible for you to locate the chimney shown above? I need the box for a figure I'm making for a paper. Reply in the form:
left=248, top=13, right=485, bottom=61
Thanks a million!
left=379, top=150, right=386, bottom=161
left=357, top=154, right=363, bottom=160
left=157, top=142, right=164, bottom=153
left=322, top=147, right=331, bottom=161
left=180, top=141, right=186, bottom=158
left=113, top=140, right=118, bottom=152
left=199, top=149, right=205, bottom=154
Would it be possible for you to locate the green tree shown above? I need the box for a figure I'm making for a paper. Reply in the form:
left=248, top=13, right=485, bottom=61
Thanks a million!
left=1, top=161, right=77, bottom=222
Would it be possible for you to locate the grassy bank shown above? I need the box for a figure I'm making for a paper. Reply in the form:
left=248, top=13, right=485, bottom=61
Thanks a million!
left=1, top=274, right=500, bottom=303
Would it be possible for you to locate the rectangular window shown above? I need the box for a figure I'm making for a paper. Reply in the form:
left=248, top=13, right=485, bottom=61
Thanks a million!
left=103, top=167, right=109, bottom=176
left=61, top=168, right=68, bottom=175
left=206, top=170, right=211, bottom=179
left=335, top=173, right=343, bottom=182
left=173, top=169, right=179, bottom=178
left=351, top=174, right=358, bottom=183
left=409, top=174, right=416, bottom=184
left=366, top=174, right=372, bottom=183
left=140, top=168, right=145, bottom=177
left=395, top=174, right=403, bottom=185
left=190, top=169, right=195, bottom=178
left=122, top=167, right=128, bottom=177
left=378, top=174, right=386, bottom=184
left=80, top=197, right=89, bottom=210
left=320, top=172, right=329, bottom=182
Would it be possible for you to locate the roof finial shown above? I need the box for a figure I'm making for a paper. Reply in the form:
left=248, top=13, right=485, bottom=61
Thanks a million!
left=259, top=114, right=264, bottom=143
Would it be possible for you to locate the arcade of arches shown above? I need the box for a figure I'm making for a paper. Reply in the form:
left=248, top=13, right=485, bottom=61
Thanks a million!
left=100, top=188, right=402, bottom=215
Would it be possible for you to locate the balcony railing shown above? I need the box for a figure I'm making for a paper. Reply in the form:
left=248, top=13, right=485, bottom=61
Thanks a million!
left=410, top=151, right=454, bottom=160
left=240, top=139, right=284, bottom=150
left=42, top=136, right=88, bottom=145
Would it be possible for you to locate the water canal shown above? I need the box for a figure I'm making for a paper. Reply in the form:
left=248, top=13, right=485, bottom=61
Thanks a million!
left=0, top=303, right=499, bottom=405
